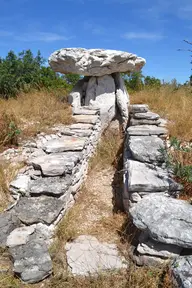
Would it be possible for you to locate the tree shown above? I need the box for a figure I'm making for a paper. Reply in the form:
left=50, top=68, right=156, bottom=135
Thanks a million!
left=63, top=73, right=81, bottom=86
left=123, top=71, right=144, bottom=91
left=144, top=76, right=161, bottom=88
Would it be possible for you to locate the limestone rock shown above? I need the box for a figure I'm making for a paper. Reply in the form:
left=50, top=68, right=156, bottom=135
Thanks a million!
left=14, top=196, right=64, bottom=225
left=42, top=137, right=86, bottom=153
left=49, top=48, right=146, bottom=76
left=128, top=136, right=165, bottom=163
left=7, top=226, right=35, bottom=248
left=72, top=107, right=100, bottom=115
left=65, top=235, right=127, bottom=276
left=127, top=125, right=168, bottom=136
left=30, top=152, right=82, bottom=176
left=129, top=104, right=149, bottom=114
left=114, top=73, right=129, bottom=129
left=29, top=175, right=72, bottom=196
left=130, top=195, right=192, bottom=248
left=133, top=111, right=160, bottom=120
left=10, top=175, right=30, bottom=196
left=87, top=75, right=116, bottom=127
left=72, top=114, right=99, bottom=124
left=127, top=160, right=169, bottom=192
left=0, top=212, right=20, bottom=248
left=68, top=78, right=84, bottom=108
left=137, top=238, right=182, bottom=258
left=9, top=231, right=52, bottom=283
left=130, top=118, right=161, bottom=126
left=171, top=256, right=192, bottom=288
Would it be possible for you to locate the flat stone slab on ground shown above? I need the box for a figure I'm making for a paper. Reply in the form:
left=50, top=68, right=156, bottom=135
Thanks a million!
left=127, top=160, right=169, bottom=192
left=128, top=136, right=165, bottom=163
left=9, top=231, right=52, bottom=284
left=171, top=256, right=192, bottom=288
left=49, top=48, right=146, bottom=76
left=0, top=212, right=20, bottom=248
left=29, top=175, right=72, bottom=196
left=65, top=235, right=127, bottom=276
left=72, top=115, right=99, bottom=124
left=59, top=128, right=92, bottom=137
left=73, top=107, right=100, bottom=115
left=130, top=194, right=192, bottom=248
left=127, top=125, right=167, bottom=136
left=14, top=196, right=64, bottom=225
left=42, top=137, right=86, bottom=153
left=31, top=152, right=82, bottom=176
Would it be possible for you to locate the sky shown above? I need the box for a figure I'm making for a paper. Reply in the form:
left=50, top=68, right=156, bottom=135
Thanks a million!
left=0, top=0, right=192, bottom=83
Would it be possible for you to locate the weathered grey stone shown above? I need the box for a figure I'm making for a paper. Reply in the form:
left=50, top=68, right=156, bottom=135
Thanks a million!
left=171, top=256, right=192, bottom=288
left=72, top=107, right=100, bottom=115
left=113, top=73, right=129, bottom=130
left=127, top=125, right=168, bottom=136
left=127, top=160, right=169, bottom=192
left=42, top=137, right=86, bottom=153
left=87, top=75, right=116, bottom=127
left=10, top=175, right=30, bottom=196
left=60, top=128, right=92, bottom=137
left=137, top=238, right=182, bottom=258
left=68, top=78, right=84, bottom=108
left=0, top=212, right=20, bottom=248
left=72, top=114, right=99, bottom=124
left=9, top=232, right=52, bottom=283
left=29, top=175, right=72, bottom=196
left=7, top=226, right=36, bottom=248
left=130, top=194, right=192, bottom=248
left=133, top=111, right=160, bottom=120
left=65, top=235, right=127, bottom=276
left=130, top=192, right=142, bottom=203
left=49, top=48, right=146, bottom=76
left=130, top=118, right=161, bottom=126
left=65, top=123, right=94, bottom=130
left=30, top=152, right=82, bottom=176
left=132, top=254, right=166, bottom=267
left=14, top=196, right=64, bottom=225
left=129, top=104, right=149, bottom=114
left=128, top=136, right=165, bottom=163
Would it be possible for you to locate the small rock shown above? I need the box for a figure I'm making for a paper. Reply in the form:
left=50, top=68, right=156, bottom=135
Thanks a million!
left=171, top=256, right=192, bottom=288
left=129, top=104, right=149, bottom=114
left=127, top=125, right=167, bottom=136
left=0, top=212, right=20, bottom=248
left=72, top=114, right=99, bottom=124
left=133, top=111, right=160, bottom=120
left=10, top=175, right=30, bottom=196
left=42, top=137, right=86, bottom=153
left=130, top=118, right=161, bottom=126
left=7, top=225, right=36, bottom=248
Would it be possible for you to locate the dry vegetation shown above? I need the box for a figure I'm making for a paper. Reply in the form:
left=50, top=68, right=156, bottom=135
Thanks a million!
left=0, top=89, right=72, bottom=150
left=130, top=86, right=192, bottom=141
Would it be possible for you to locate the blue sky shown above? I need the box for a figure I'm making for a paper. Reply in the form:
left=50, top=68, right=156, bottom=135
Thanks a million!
left=0, top=0, right=192, bottom=83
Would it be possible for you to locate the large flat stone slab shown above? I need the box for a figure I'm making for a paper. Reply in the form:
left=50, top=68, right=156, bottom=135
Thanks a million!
left=130, top=118, right=161, bottom=126
left=42, top=137, right=86, bottom=153
left=0, top=212, right=20, bottom=248
left=30, top=152, right=82, bottom=176
left=129, top=104, right=149, bottom=114
left=127, top=160, right=169, bottom=192
left=65, top=235, right=127, bottom=276
left=49, top=48, right=146, bottom=76
left=130, top=195, right=192, bottom=248
left=171, top=256, right=192, bottom=288
left=9, top=231, right=52, bottom=284
left=14, top=196, right=64, bottom=225
left=73, top=107, right=100, bottom=115
left=133, top=111, right=160, bottom=120
left=128, top=136, right=165, bottom=163
left=72, top=114, right=99, bottom=124
left=127, top=125, right=167, bottom=136
left=29, top=175, right=72, bottom=196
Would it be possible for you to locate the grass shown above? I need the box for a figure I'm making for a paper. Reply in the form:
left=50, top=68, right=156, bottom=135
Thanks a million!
left=130, top=85, right=192, bottom=141
left=0, top=88, right=72, bottom=150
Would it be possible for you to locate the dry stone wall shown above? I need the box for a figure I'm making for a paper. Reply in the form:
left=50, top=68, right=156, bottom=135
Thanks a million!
left=123, top=104, right=192, bottom=288
left=0, top=109, right=103, bottom=284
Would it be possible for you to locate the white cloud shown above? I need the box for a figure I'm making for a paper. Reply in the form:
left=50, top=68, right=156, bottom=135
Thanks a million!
left=15, top=32, right=69, bottom=42
left=122, top=32, right=163, bottom=40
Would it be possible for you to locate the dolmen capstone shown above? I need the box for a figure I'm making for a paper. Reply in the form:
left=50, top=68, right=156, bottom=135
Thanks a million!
left=49, top=48, right=146, bottom=130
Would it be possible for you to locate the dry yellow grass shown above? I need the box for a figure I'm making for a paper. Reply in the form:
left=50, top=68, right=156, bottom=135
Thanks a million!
left=0, top=88, right=72, bottom=149
left=130, top=86, right=192, bottom=141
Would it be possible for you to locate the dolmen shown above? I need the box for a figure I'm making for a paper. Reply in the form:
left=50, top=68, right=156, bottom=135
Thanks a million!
left=49, top=48, right=146, bottom=130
